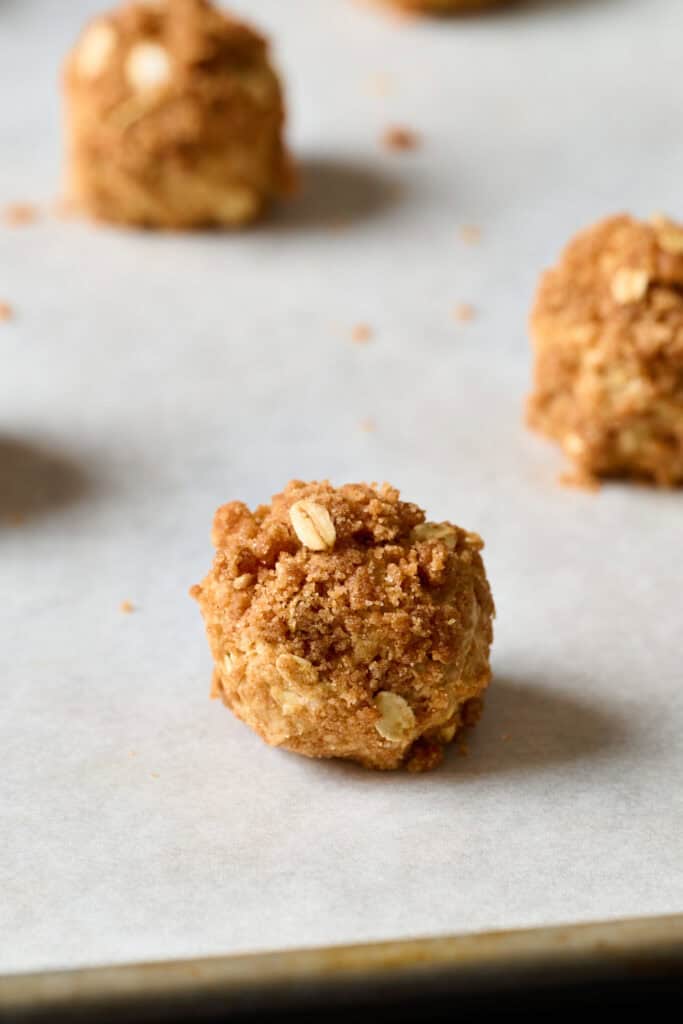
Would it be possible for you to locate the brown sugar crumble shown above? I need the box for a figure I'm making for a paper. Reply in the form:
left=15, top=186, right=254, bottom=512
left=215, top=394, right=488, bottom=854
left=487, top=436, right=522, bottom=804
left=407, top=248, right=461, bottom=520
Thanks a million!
left=351, top=323, right=373, bottom=344
left=359, top=417, right=377, bottom=432
left=0, top=302, right=13, bottom=322
left=120, top=599, right=135, bottom=614
left=382, top=125, right=419, bottom=152
left=2, top=202, right=39, bottom=227
left=191, top=480, right=495, bottom=771
left=528, top=213, right=683, bottom=486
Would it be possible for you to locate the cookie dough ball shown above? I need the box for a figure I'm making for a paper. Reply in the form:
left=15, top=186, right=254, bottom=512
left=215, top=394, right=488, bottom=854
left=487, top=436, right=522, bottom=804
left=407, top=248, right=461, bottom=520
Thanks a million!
left=528, top=215, right=683, bottom=485
left=191, top=481, right=494, bottom=771
left=63, top=0, right=291, bottom=228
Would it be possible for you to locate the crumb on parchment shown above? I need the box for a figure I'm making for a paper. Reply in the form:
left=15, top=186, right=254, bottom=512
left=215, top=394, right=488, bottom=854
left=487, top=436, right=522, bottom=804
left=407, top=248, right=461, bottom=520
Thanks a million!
left=382, top=125, right=419, bottom=152
left=351, top=323, right=373, bottom=344
left=453, top=303, right=475, bottom=322
left=3, top=203, right=39, bottom=226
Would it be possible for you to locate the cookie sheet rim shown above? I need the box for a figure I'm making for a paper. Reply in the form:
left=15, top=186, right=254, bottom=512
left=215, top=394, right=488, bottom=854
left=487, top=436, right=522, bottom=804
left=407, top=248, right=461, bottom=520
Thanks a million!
left=2, top=912, right=682, bottom=1019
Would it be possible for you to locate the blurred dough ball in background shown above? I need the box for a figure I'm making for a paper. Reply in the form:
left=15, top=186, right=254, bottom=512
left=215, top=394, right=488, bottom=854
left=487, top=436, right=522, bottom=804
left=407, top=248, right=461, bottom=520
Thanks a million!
left=63, top=0, right=292, bottom=229
left=381, top=0, right=511, bottom=14
left=527, top=214, right=683, bottom=486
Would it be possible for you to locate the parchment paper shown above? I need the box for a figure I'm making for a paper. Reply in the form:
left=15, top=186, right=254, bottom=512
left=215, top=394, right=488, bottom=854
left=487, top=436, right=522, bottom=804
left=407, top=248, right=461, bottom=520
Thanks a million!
left=1, top=0, right=682, bottom=976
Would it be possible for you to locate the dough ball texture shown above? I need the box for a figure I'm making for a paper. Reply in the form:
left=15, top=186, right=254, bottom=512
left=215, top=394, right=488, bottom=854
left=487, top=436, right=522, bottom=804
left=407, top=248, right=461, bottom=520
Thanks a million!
left=63, top=0, right=291, bottom=228
left=191, top=481, right=495, bottom=771
left=528, top=214, right=683, bottom=485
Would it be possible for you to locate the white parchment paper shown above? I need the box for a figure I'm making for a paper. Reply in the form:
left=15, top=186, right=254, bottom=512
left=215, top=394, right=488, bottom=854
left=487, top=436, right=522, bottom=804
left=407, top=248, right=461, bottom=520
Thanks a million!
left=1, top=0, right=682, bottom=975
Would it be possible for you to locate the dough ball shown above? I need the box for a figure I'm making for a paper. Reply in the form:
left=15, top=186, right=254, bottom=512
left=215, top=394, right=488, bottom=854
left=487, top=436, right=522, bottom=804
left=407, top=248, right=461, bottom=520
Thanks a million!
left=63, top=0, right=292, bottom=228
left=528, top=214, right=683, bottom=486
left=191, top=481, right=495, bottom=771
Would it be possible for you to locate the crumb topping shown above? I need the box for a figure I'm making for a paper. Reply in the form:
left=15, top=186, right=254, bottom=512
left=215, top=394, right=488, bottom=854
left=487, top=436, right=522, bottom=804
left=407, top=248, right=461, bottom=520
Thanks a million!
left=194, top=481, right=492, bottom=708
left=70, top=0, right=268, bottom=96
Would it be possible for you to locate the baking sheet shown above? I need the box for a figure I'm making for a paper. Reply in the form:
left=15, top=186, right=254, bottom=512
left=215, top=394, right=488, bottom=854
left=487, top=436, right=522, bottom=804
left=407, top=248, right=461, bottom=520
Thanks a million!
left=3, top=915, right=683, bottom=1022
left=1, top=0, right=682, bottom=976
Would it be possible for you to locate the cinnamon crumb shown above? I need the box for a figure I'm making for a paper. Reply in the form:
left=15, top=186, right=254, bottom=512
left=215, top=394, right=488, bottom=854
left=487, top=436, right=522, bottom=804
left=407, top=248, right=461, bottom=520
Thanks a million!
left=382, top=125, right=419, bottom=152
left=453, top=303, right=475, bottom=322
left=0, top=302, right=12, bottom=322
left=120, top=600, right=135, bottom=614
left=3, top=202, right=39, bottom=226
left=351, top=323, right=373, bottom=344
left=459, top=224, right=481, bottom=245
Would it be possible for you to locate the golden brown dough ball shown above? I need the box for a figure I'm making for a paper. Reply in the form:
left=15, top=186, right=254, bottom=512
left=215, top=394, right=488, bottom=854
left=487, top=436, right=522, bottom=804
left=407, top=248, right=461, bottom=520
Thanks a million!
left=191, top=481, right=495, bottom=771
left=63, top=0, right=291, bottom=228
left=528, top=215, right=683, bottom=486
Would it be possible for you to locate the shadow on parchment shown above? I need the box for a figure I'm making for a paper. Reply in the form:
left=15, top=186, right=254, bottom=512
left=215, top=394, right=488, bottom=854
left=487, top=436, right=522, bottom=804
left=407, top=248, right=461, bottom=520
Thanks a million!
left=270, top=157, right=406, bottom=233
left=0, top=436, right=92, bottom=525
left=438, top=674, right=625, bottom=778
left=306, top=674, right=626, bottom=783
